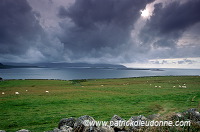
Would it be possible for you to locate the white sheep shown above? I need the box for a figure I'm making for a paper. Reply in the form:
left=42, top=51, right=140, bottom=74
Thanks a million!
left=2, top=92, right=5, bottom=95
left=15, top=92, right=19, bottom=95
left=45, top=91, right=49, bottom=93
left=182, top=86, right=187, bottom=88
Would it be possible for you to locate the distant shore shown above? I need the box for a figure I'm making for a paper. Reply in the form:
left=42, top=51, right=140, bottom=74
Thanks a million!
left=0, top=75, right=199, bottom=81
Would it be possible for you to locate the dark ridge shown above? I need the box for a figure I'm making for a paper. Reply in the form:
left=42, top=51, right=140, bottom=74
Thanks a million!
left=0, top=63, right=38, bottom=69
left=1, top=62, right=126, bottom=69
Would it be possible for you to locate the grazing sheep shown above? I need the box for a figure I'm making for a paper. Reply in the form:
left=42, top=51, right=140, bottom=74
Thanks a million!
left=15, top=92, right=19, bottom=95
left=2, top=92, right=5, bottom=95
left=155, top=86, right=157, bottom=88
left=158, top=86, right=161, bottom=88
left=182, top=86, right=187, bottom=88
left=45, top=91, right=49, bottom=93
left=173, top=86, right=176, bottom=88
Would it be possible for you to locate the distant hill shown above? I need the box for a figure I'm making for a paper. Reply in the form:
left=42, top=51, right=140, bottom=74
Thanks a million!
left=35, top=62, right=126, bottom=69
left=0, top=63, right=6, bottom=68
left=1, top=62, right=126, bottom=69
left=0, top=63, right=38, bottom=69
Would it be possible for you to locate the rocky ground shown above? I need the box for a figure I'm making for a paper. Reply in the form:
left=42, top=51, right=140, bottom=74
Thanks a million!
left=1, top=108, right=199, bottom=132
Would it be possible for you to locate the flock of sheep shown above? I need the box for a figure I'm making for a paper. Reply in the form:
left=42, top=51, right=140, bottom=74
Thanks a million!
left=1, top=90, right=50, bottom=95
left=1, top=81, right=188, bottom=95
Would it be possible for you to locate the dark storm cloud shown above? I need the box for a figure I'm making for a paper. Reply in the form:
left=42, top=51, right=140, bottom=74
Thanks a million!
left=140, top=0, right=200, bottom=48
left=58, top=0, right=154, bottom=60
left=0, top=0, right=43, bottom=55
left=2, top=0, right=198, bottom=64
left=154, top=0, right=200, bottom=33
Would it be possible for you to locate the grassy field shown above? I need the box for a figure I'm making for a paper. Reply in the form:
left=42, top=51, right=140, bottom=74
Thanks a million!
left=0, top=76, right=200, bottom=131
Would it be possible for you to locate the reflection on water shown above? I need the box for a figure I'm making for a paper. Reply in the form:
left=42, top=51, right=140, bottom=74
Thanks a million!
left=0, top=68, right=200, bottom=80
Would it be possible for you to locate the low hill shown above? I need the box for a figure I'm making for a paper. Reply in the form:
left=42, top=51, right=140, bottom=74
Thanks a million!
left=0, top=63, right=38, bottom=69
left=1, top=62, right=126, bottom=69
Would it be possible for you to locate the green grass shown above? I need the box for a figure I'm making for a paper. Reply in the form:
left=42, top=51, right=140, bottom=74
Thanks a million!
left=0, top=76, right=200, bottom=131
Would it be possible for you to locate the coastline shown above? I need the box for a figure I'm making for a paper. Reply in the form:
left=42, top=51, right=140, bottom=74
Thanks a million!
left=1, top=75, right=199, bottom=81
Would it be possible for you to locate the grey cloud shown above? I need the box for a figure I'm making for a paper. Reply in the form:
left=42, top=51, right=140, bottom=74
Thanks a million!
left=58, top=6, right=68, bottom=19
left=0, top=0, right=65, bottom=62
left=155, top=0, right=200, bottom=34
left=140, top=0, right=200, bottom=48
left=0, top=0, right=43, bottom=55
left=58, top=0, right=155, bottom=61
left=59, top=0, right=150, bottom=28
left=2, top=0, right=199, bottom=64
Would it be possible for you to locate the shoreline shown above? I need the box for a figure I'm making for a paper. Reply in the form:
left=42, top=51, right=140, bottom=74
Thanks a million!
left=1, top=75, right=200, bottom=81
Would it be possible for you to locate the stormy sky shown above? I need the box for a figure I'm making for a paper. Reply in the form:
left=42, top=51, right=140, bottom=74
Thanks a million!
left=0, top=0, right=200, bottom=67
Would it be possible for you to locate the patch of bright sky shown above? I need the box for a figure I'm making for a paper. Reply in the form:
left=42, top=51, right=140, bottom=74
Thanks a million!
left=123, top=57, right=200, bottom=69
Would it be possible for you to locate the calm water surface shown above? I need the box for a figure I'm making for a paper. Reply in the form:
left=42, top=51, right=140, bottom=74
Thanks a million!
left=0, top=68, right=200, bottom=80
